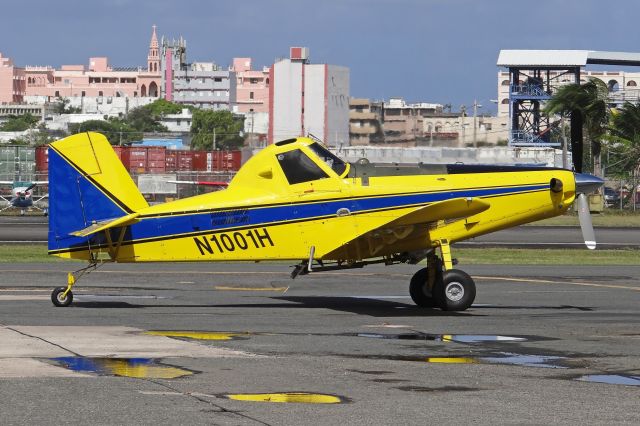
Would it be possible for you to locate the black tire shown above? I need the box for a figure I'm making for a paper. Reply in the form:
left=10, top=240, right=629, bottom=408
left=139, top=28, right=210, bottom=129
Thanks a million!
left=51, top=287, right=73, bottom=307
left=433, top=269, right=476, bottom=311
left=409, top=267, right=437, bottom=308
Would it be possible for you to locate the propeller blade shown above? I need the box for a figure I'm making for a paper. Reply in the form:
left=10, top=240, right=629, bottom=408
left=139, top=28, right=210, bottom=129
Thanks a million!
left=25, top=183, right=37, bottom=192
left=577, top=193, right=596, bottom=250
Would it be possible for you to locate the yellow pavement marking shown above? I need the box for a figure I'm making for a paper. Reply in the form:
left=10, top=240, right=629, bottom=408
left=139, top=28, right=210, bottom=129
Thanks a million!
left=425, top=357, right=478, bottom=364
left=475, top=276, right=640, bottom=291
left=145, top=331, right=247, bottom=341
left=225, top=392, right=343, bottom=404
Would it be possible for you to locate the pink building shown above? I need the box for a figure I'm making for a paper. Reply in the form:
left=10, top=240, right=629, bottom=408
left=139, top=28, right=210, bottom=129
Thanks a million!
left=0, top=53, right=26, bottom=103
left=232, top=57, right=270, bottom=113
left=23, top=26, right=161, bottom=100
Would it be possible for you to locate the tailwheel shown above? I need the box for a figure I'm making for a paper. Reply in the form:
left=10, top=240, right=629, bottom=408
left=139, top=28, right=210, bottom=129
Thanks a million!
left=409, top=267, right=438, bottom=308
left=433, top=269, right=476, bottom=311
left=51, top=287, right=73, bottom=307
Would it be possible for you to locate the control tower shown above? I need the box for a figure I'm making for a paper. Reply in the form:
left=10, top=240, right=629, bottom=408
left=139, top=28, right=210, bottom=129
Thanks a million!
left=497, top=50, right=640, bottom=155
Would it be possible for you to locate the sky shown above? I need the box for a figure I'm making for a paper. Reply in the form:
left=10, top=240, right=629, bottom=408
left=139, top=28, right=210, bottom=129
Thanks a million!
left=2, top=0, right=640, bottom=114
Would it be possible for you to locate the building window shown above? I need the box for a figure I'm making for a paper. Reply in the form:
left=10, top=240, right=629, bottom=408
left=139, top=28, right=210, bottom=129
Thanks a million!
left=214, top=77, right=222, bottom=82
left=627, top=80, right=637, bottom=87
left=501, top=98, right=509, bottom=104
left=55, top=91, right=60, bottom=97
left=81, top=91, right=86, bottom=97
left=250, top=78, right=258, bottom=84
left=99, top=91, right=103, bottom=97
left=249, top=91, right=254, bottom=99
left=501, top=80, right=510, bottom=86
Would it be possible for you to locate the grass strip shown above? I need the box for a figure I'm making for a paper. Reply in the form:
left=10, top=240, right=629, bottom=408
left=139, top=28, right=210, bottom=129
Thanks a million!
left=0, top=245, right=637, bottom=266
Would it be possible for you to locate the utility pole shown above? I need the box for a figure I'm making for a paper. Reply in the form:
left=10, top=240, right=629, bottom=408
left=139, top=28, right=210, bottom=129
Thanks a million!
left=472, top=99, right=482, bottom=148
left=213, top=128, right=216, bottom=150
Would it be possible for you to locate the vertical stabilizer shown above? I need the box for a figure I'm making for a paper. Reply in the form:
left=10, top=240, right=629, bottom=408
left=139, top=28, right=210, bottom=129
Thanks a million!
left=48, top=132, right=149, bottom=257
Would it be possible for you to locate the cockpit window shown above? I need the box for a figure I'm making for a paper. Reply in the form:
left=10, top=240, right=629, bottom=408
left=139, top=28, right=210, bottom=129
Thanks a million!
left=308, top=142, right=347, bottom=176
left=277, top=149, right=329, bottom=185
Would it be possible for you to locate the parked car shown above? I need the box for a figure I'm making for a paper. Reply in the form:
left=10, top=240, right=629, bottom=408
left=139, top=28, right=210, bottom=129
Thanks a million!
left=604, top=187, right=621, bottom=207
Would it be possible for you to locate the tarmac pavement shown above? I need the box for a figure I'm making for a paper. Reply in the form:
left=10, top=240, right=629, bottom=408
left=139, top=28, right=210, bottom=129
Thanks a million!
left=0, top=262, right=639, bottom=425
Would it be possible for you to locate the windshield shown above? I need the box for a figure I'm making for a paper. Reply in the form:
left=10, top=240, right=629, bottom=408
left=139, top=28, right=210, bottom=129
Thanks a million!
left=307, top=142, right=347, bottom=176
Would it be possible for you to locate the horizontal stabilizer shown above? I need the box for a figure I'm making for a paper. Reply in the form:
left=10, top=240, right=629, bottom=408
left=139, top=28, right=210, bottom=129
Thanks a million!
left=70, top=212, right=140, bottom=237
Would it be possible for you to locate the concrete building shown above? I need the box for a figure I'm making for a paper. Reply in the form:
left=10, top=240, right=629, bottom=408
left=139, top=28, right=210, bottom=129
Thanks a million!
left=161, top=38, right=236, bottom=110
left=349, top=98, right=383, bottom=146
left=232, top=58, right=269, bottom=114
left=0, top=53, right=25, bottom=104
left=422, top=114, right=509, bottom=147
left=269, top=47, right=349, bottom=146
left=381, top=98, right=443, bottom=145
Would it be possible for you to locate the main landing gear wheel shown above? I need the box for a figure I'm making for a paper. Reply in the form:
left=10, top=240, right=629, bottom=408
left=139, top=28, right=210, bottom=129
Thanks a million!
left=409, top=267, right=438, bottom=308
left=51, top=287, right=73, bottom=307
left=433, top=269, right=476, bottom=311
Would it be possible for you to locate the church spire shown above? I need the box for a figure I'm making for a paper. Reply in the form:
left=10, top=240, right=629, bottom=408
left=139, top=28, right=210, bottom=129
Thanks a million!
left=147, top=25, right=160, bottom=73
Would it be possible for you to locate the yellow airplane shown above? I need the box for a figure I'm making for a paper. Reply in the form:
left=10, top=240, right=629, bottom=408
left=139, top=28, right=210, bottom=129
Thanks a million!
left=47, top=132, right=603, bottom=310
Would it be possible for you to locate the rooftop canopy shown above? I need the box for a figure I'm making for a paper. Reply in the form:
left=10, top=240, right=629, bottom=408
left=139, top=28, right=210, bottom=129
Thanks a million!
left=497, top=50, right=640, bottom=67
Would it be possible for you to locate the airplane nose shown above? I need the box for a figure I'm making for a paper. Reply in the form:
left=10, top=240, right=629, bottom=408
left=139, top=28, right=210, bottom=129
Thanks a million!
left=574, top=173, right=604, bottom=194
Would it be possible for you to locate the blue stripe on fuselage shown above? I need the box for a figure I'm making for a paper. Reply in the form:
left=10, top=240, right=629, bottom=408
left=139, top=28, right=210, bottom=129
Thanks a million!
left=93, top=183, right=547, bottom=247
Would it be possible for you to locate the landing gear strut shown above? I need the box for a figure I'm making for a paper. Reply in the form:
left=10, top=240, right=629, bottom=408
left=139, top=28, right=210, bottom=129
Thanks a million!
left=51, top=262, right=99, bottom=307
left=408, top=240, right=476, bottom=311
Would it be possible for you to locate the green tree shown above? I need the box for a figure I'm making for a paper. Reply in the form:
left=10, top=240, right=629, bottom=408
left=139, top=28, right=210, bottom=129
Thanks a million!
left=606, top=102, right=640, bottom=181
left=190, top=110, right=244, bottom=150
left=141, top=99, right=186, bottom=116
left=69, top=120, right=121, bottom=143
left=544, top=78, right=610, bottom=176
left=52, top=97, right=81, bottom=114
left=0, top=113, right=39, bottom=131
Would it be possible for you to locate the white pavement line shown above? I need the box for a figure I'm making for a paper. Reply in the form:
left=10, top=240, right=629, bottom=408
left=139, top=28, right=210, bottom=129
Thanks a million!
left=475, top=276, right=640, bottom=292
left=0, top=295, right=49, bottom=301
left=0, top=326, right=72, bottom=358
left=10, top=326, right=256, bottom=358
left=0, top=358, right=91, bottom=378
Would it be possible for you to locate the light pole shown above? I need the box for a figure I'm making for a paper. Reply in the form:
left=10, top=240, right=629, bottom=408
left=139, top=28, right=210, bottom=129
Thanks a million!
left=472, top=100, right=482, bottom=148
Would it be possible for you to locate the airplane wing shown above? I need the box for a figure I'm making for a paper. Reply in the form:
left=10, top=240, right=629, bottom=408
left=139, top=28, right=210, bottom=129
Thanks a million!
left=70, top=212, right=140, bottom=237
left=321, top=197, right=490, bottom=259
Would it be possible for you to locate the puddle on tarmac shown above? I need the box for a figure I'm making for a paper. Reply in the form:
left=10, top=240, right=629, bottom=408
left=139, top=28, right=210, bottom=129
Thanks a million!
left=51, top=357, right=194, bottom=379
left=577, top=374, right=640, bottom=386
left=345, top=352, right=567, bottom=368
left=147, top=330, right=529, bottom=345
left=352, top=333, right=527, bottom=343
left=145, top=331, right=253, bottom=341
left=223, top=392, right=346, bottom=404
left=477, top=353, right=566, bottom=369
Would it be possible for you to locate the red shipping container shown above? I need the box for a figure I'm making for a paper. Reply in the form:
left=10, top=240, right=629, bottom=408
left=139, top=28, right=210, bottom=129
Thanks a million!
left=176, top=151, right=193, bottom=171
left=112, top=146, right=123, bottom=160
left=208, top=150, right=242, bottom=171
left=121, top=147, right=147, bottom=173
left=36, top=146, right=49, bottom=172
left=165, top=151, right=177, bottom=172
left=192, top=151, right=207, bottom=171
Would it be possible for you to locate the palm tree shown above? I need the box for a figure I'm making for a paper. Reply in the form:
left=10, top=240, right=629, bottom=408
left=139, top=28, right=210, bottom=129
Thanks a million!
left=544, top=78, right=610, bottom=176
left=607, top=102, right=640, bottom=188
